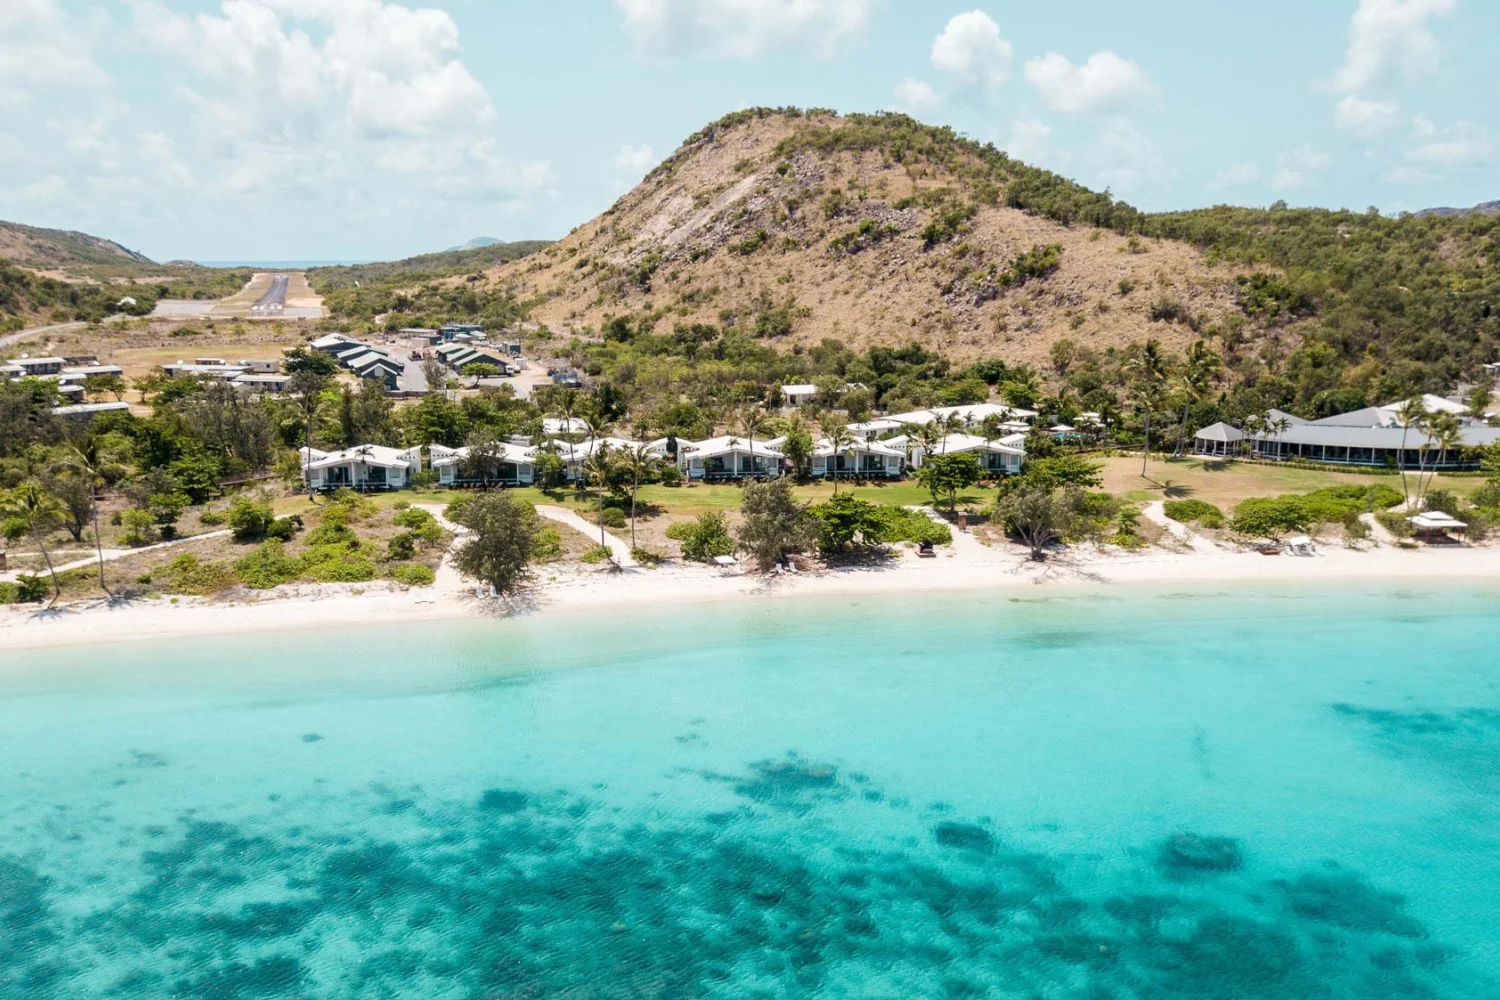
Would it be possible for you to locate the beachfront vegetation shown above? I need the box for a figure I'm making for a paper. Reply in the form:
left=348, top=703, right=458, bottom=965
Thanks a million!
left=665, top=512, right=735, bottom=563
left=735, top=479, right=818, bottom=570
left=446, top=492, right=543, bottom=595
left=1162, top=499, right=1224, bottom=529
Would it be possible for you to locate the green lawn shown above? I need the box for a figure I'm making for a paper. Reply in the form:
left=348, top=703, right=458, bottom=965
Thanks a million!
left=1101, top=456, right=1485, bottom=509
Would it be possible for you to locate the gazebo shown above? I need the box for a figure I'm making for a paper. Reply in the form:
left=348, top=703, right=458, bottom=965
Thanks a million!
left=1194, top=422, right=1245, bottom=458
left=1407, top=511, right=1468, bottom=544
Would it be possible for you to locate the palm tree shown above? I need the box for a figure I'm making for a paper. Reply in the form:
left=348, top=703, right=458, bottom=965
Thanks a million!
left=1270, top=415, right=1292, bottom=460
left=287, top=370, right=329, bottom=501
left=57, top=442, right=126, bottom=598
left=623, top=442, right=656, bottom=551
left=1242, top=413, right=1266, bottom=458
left=821, top=420, right=856, bottom=494
left=1395, top=396, right=1428, bottom=506
left=2, top=481, right=66, bottom=606
left=912, top=420, right=944, bottom=468
left=1124, top=340, right=1171, bottom=477
left=1172, top=340, right=1224, bottom=458
left=738, top=406, right=768, bottom=480
left=552, top=389, right=582, bottom=442
left=978, top=414, right=1005, bottom=478
left=578, top=407, right=613, bottom=546
left=1417, top=412, right=1461, bottom=508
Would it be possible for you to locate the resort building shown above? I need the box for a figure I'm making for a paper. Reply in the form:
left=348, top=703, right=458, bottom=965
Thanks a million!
left=232, top=373, right=293, bottom=393
left=50, top=401, right=131, bottom=421
left=430, top=442, right=537, bottom=487
left=299, top=445, right=423, bottom=491
left=848, top=403, right=1037, bottom=440
left=1194, top=396, right=1500, bottom=469
left=678, top=436, right=785, bottom=480
left=548, top=437, right=643, bottom=482
left=781, top=383, right=818, bottom=407
left=542, top=416, right=589, bottom=436
left=6, top=356, right=67, bottom=376
left=906, top=433, right=1026, bottom=474
left=810, top=437, right=905, bottom=479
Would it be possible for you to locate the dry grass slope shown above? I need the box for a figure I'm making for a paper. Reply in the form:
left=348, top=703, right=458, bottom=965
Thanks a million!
left=487, top=112, right=1245, bottom=364
left=0, top=220, right=154, bottom=272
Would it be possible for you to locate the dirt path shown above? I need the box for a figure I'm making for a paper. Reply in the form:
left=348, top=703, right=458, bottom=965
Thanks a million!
left=536, top=504, right=637, bottom=568
left=1143, top=501, right=1220, bottom=554
left=1, top=530, right=230, bottom=583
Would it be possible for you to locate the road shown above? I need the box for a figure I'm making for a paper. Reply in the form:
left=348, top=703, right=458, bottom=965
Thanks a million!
left=249, top=273, right=290, bottom=316
left=1, top=320, right=85, bottom=350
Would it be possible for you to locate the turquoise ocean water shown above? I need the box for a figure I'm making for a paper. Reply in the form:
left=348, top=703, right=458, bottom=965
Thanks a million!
left=2, top=585, right=1498, bottom=998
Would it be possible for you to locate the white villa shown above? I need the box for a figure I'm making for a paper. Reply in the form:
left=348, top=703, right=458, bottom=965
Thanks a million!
left=430, top=442, right=537, bottom=487
left=905, top=433, right=1026, bottom=474
left=810, top=437, right=905, bottom=479
left=678, top=436, right=784, bottom=480
left=781, top=383, right=818, bottom=407
left=848, top=402, right=1037, bottom=439
left=299, top=445, right=423, bottom=491
left=548, top=436, right=642, bottom=482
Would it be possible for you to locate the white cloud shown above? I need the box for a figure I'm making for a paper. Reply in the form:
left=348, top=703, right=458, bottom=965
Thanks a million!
left=21, top=175, right=69, bottom=201
left=930, top=10, right=1012, bottom=91
left=1272, top=147, right=1333, bottom=190
left=1382, top=165, right=1438, bottom=184
left=122, top=0, right=550, bottom=202
left=1023, top=51, right=1151, bottom=114
left=1093, top=119, right=1166, bottom=191
left=615, top=144, right=658, bottom=173
left=890, top=78, right=941, bottom=116
left=1333, top=93, right=1402, bottom=137
left=614, top=0, right=871, bottom=58
left=0, top=0, right=109, bottom=105
left=1206, top=163, right=1262, bottom=190
left=1003, top=120, right=1053, bottom=165
left=1401, top=118, right=1495, bottom=167
left=1332, top=0, right=1456, bottom=92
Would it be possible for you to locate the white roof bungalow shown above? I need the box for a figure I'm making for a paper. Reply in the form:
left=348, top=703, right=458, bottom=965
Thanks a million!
left=848, top=402, right=1038, bottom=439
left=543, top=436, right=642, bottom=482
left=810, top=437, right=905, bottom=479
left=542, top=416, right=589, bottom=436
left=781, top=383, right=818, bottom=407
left=310, top=334, right=361, bottom=354
left=430, top=442, right=536, bottom=487
left=8, top=356, right=68, bottom=375
left=909, top=433, right=1025, bottom=475
left=298, top=445, right=422, bottom=492
left=678, top=436, right=784, bottom=480
left=232, top=373, right=293, bottom=393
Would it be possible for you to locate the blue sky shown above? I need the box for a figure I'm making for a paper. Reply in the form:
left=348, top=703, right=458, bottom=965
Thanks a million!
left=2, top=0, right=1495, bottom=261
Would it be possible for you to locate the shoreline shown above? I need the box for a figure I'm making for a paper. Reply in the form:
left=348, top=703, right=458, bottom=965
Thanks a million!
left=5, top=540, right=1500, bottom=654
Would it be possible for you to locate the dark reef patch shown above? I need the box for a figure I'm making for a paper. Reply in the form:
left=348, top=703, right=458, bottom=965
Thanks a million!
left=1157, top=833, right=1244, bottom=876
left=478, top=788, right=531, bottom=814
left=3, top=781, right=1483, bottom=998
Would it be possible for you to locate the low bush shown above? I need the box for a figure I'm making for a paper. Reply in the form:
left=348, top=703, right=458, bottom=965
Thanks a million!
left=1162, top=499, right=1224, bottom=529
left=15, top=574, right=49, bottom=603
left=163, top=553, right=238, bottom=595
left=325, top=489, right=377, bottom=521
left=1375, top=509, right=1413, bottom=538
left=580, top=545, right=613, bottom=564
left=198, top=509, right=226, bottom=527
left=388, top=562, right=436, bottom=586
left=305, top=522, right=357, bottom=546
left=234, top=541, right=302, bottom=590
left=393, top=507, right=436, bottom=530
left=265, top=515, right=302, bottom=541
left=630, top=547, right=663, bottom=567
left=666, top=512, right=735, bottom=562
left=227, top=497, right=275, bottom=542
left=386, top=532, right=417, bottom=561
left=301, top=551, right=378, bottom=583
left=535, top=526, right=564, bottom=561
left=598, top=507, right=627, bottom=529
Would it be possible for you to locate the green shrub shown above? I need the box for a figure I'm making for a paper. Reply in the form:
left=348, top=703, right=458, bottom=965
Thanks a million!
left=227, top=497, right=275, bottom=542
left=234, top=541, right=302, bottom=590
left=265, top=515, right=302, bottom=541
left=163, top=553, right=238, bottom=595
left=1375, top=509, right=1413, bottom=538
left=387, top=532, right=417, bottom=561
left=300, top=552, right=378, bottom=583
left=388, top=562, right=436, bottom=586
left=1162, top=499, right=1224, bottom=529
left=666, top=512, right=735, bottom=562
left=598, top=507, right=627, bottom=529
left=534, top=526, right=564, bottom=561
left=1422, top=489, right=1461, bottom=516
left=198, top=509, right=226, bottom=526
left=630, top=547, right=662, bottom=567
left=580, top=545, right=613, bottom=564
left=393, top=507, right=436, bottom=530
left=305, top=522, right=357, bottom=546
left=15, top=574, right=48, bottom=603
left=0, top=581, right=15, bottom=604
left=325, top=489, right=377, bottom=521
left=121, top=508, right=157, bottom=546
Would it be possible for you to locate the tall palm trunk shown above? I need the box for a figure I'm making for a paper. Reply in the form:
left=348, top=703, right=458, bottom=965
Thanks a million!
left=1396, top=424, right=1411, bottom=506
left=90, top=485, right=111, bottom=597
left=35, top=528, right=60, bottom=608
left=1141, top=412, right=1152, bottom=476
left=630, top=467, right=639, bottom=551
left=1174, top=400, right=1191, bottom=458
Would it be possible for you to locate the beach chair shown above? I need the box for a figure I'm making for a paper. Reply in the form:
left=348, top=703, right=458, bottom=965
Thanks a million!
left=917, top=540, right=936, bottom=558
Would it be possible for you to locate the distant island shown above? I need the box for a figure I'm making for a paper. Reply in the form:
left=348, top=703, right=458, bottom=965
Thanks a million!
left=446, top=237, right=503, bottom=252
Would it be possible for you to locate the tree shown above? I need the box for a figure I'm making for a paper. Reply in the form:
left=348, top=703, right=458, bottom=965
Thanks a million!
left=1417, top=412, right=1461, bottom=508
left=283, top=346, right=339, bottom=377
left=1394, top=396, right=1428, bottom=506
left=1020, top=454, right=1103, bottom=490
left=578, top=405, right=613, bottom=548
left=1124, top=339, right=1171, bottom=476
left=83, top=373, right=127, bottom=401
left=820, top=419, right=856, bottom=494
left=915, top=452, right=982, bottom=512
left=1, top=481, right=66, bottom=606
left=287, top=370, right=331, bottom=498
left=45, top=471, right=93, bottom=543
left=781, top=420, right=815, bottom=480
left=810, top=493, right=885, bottom=553
left=462, top=362, right=501, bottom=378
left=665, top=512, right=735, bottom=562
left=994, top=482, right=1077, bottom=560
left=736, top=478, right=817, bottom=571
left=622, top=441, right=657, bottom=551
left=738, top=406, right=769, bottom=479
left=1466, top=375, right=1493, bottom=422
left=227, top=496, right=276, bottom=542
left=1172, top=340, right=1223, bottom=457
left=1230, top=496, right=1309, bottom=540
left=57, top=440, right=125, bottom=596
left=148, top=492, right=191, bottom=539
left=449, top=492, right=543, bottom=595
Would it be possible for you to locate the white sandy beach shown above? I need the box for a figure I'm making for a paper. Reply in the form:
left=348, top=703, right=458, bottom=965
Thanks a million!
left=4, top=532, right=1499, bottom=653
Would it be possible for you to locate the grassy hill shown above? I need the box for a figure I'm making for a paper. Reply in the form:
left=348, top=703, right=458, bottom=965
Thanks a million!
left=0, top=220, right=155, bottom=273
